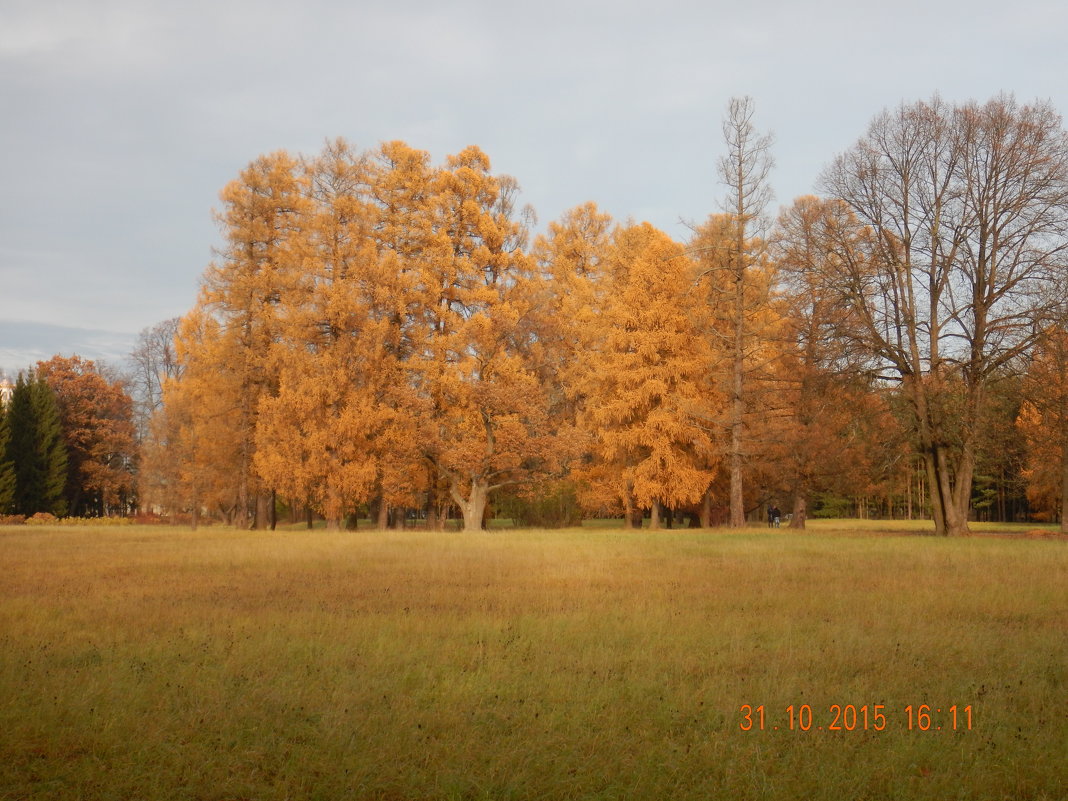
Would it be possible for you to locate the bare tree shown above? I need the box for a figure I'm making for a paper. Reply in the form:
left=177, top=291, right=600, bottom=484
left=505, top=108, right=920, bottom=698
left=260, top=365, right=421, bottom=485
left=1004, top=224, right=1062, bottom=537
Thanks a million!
left=128, top=318, right=183, bottom=444
left=820, top=95, right=1068, bottom=535
left=717, top=96, right=775, bottom=527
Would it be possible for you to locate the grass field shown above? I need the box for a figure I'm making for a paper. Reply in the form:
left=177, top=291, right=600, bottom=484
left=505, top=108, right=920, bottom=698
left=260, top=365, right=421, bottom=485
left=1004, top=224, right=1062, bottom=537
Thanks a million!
left=1, top=522, right=1065, bottom=800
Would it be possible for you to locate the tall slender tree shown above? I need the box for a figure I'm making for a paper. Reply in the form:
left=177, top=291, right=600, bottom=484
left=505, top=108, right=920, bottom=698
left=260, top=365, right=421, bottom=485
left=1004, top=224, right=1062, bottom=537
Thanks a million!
left=771, top=196, right=883, bottom=527
left=714, top=96, right=775, bottom=527
left=195, top=150, right=309, bottom=528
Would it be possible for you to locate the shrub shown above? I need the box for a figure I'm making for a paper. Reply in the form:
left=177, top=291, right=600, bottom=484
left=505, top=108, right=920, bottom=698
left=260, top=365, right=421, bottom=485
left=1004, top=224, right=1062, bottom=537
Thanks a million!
left=22, top=513, right=134, bottom=527
left=131, top=512, right=166, bottom=525
left=0, top=514, right=26, bottom=526
left=55, top=516, right=133, bottom=526
left=494, top=481, right=584, bottom=528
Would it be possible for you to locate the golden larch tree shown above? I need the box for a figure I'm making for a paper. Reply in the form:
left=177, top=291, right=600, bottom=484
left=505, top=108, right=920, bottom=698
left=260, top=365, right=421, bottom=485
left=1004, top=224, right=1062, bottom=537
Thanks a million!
left=184, top=150, right=309, bottom=527
left=577, top=222, right=720, bottom=528
left=412, top=146, right=555, bottom=531
left=1018, top=327, right=1068, bottom=531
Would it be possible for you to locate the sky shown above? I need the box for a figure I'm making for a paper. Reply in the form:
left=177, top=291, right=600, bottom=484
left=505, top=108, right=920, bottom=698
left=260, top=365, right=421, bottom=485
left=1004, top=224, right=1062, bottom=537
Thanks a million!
left=2, top=0, right=1067, bottom=372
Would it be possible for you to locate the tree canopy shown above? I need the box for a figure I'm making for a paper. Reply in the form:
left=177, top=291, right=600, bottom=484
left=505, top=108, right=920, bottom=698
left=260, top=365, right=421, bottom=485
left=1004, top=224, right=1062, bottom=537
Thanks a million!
left=117, top=93, right=1068, bottom=532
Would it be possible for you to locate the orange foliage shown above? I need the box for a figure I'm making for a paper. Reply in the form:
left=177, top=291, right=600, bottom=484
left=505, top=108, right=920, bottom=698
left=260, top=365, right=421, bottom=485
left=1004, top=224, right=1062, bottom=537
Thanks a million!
left=1018, top=328, right=1068, bottom=525
left=575, top=223, right=721, bottom=525
left=36, top=355, right=135, bottom=515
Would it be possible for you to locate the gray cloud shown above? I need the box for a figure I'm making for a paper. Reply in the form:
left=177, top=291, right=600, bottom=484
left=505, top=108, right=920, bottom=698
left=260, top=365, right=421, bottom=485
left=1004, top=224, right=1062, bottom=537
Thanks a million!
left=3, top=0, right=1067, bottom=346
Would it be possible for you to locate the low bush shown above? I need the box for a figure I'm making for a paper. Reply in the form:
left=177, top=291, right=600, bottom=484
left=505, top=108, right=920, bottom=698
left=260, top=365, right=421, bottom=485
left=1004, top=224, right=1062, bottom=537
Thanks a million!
left=57, top=516, right=133, bottom=526
left=21, top=513, right=133, bottom=527
left=24, top=512, right=58, bottom=526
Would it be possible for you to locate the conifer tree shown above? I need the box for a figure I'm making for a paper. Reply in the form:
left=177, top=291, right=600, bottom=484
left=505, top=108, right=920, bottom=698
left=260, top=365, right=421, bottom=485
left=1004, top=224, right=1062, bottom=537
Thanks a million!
left=254, top=140, right=422, bottom=529
left=576, top=223, right=720, bottom=528
left=196, top=150, right=309, bottom=528
left=8, top=374, right=68, bottom=516
left=0, top=400, right=15, bottom=514
left=714, top=96, right=775, bottom=528
left=413, top=145, right=554, bottom=531
left=166, top=308, right=251, bottom=526
left=1018, top=327, right=1068, bottom=531
left=37, top=355, right=136, bottom=517
left=532, top=202, right=613, bottom=422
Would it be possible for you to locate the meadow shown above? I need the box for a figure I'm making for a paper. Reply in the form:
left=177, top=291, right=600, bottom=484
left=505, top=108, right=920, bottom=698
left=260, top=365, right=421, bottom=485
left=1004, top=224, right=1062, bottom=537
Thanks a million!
left=0, top=522, right=1065, bottom=800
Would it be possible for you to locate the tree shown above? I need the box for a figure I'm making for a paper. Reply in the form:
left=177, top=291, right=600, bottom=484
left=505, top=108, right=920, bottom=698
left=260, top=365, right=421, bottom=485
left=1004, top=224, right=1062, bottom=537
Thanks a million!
left=771, top=196, right=887, bottom=527
left=36, top=355, right=136, bottom=516
left=254, top=140, right=422, bottom=529
left=7, top=373, right=68, bottom=516
left=576, top=223, right=720, bottom=528
left=128, top=318, right=183, bottom=446
left=0, top=399, right=15, bottom=513
left=196, top=150, right=309, bottom=528
left=147, top=307, right=270, bottom=527
left=365, top=140, right=451, bottom=527
left=412, top=146, right=555, bottom=531
left=1018, top=327, right=1068, bottom=531
left=691, top=209, right=782, bottom=525
left=820, top=95, right=1068, bottom=535
left=712, top=96, right=775, bottom=527
left=527, top=203, right=615, bottom=522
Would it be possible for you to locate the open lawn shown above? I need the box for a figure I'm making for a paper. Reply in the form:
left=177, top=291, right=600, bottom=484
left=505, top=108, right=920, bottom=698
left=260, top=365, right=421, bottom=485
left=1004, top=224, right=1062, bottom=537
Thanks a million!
left=0, top=523, right=1065, bottom=800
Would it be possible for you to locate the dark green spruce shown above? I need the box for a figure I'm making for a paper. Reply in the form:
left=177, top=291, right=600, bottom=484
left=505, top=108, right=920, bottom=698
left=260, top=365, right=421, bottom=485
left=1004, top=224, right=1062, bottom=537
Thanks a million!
left=8, top=373, right=68, bottom=516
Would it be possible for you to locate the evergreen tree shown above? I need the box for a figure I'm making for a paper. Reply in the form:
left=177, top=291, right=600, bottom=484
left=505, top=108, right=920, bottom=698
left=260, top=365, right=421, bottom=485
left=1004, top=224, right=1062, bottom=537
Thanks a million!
left=37, top=355, right=136, bottom=517
left=8, top=373, right=68, bottom=516
left=0, top=399, right=15, bottom=513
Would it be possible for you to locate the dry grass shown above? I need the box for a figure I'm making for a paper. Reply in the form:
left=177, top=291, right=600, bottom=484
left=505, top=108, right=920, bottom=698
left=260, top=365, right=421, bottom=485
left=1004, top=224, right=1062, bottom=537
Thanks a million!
left=0, top=524, right=1065, bottom=800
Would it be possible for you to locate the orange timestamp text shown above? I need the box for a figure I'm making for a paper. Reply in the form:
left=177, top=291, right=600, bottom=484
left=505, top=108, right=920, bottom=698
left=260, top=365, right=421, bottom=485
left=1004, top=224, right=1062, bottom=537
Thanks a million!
left=739, top=704, right=974, bottom=732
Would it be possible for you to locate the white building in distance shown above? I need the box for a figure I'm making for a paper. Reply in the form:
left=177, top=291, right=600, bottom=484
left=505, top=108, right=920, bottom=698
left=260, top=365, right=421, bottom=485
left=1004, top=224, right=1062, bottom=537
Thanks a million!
left=0, top=374, right=14, bottom=408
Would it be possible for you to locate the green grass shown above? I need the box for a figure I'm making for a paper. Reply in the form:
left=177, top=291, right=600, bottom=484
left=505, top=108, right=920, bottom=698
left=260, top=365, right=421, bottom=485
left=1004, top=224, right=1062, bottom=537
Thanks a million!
left=1, top=524, right=1065, bottom=800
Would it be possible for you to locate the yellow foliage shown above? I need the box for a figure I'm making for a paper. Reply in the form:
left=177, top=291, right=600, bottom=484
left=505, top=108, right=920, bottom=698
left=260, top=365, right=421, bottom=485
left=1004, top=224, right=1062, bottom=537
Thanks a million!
left=575, top=223, right=722, bottom=516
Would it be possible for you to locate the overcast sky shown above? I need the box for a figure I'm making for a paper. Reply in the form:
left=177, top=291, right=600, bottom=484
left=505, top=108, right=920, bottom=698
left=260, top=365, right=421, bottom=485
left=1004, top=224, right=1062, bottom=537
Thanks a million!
left=3, top=0, right=1068, bottom=364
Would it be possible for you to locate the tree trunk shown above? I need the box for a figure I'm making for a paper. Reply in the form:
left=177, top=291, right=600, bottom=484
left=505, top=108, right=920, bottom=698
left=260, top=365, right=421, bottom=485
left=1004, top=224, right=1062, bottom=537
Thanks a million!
left=789, top=493, right=807, bottom=529
left=700, top=488, right=713, bottom=529
left=906, top=469, right=913, bottom=520
left=729, top=279, right=745, bottom=528
left=650, top=501, right=662, bottom=530
left=253, top=492, right=271, bottom=530
left=454, top=480, right=489, bottom=533
left=376, top=497, right=389, bottom=530
left=1061, top=441, right=1068, bottom=534
left=623, top=490, right=639, bottom=529
left=234, top=480, right=249, bottom=530
left=926, top=445, right=972, bottom=537
left=426, top=468, right=441, bottom=531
